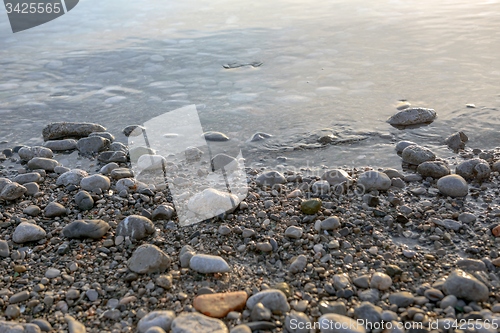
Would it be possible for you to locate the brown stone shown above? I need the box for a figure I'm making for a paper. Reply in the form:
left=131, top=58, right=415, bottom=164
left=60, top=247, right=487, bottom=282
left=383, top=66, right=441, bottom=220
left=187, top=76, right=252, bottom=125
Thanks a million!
left=492, top=225, right=500, bottom=237
left=491, top=258, right=500, bottom=267
left=193, top=291, right=247, bottom=318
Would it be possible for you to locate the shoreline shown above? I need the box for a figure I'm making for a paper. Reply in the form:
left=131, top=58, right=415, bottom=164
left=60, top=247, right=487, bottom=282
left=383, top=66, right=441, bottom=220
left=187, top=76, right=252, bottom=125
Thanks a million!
left=1, top=122, right=500, bottom=332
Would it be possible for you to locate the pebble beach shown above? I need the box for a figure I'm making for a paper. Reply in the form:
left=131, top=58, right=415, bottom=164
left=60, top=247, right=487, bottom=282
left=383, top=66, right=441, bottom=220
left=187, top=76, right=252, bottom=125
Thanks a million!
left=1, top=119, right=500, bottom=333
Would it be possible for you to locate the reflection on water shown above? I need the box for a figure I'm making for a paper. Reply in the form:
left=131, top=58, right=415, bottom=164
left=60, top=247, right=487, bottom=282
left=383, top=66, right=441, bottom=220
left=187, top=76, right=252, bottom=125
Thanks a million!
left=1, top=0, right=500, bottom=170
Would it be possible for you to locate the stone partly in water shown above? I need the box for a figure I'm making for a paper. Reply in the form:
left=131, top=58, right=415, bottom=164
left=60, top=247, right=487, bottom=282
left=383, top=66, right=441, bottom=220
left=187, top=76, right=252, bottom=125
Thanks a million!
left=445, top=131, right=468, bottom=152
left=387, top=107, right=437, bottom=126
left=255, top=171, right=287, bottom=187
left=12, top=222, right=46, bottom=243
left=171, top=312, right=228, bottom=333
left=437, top=175, right=468, bottom=197
left=193, top=291, right=247, bottom=318
left=442, top=269, right=489, bottom=302
left=189, top=254, right=231, bottom=274
left=203, top=131, right=230, bottom=142
left=455, top=158, right=491, bottom=180
left=417, top=161, right=450, bottom=179
left=357, top=171, right=391, bottom=191
left=301, top=198, right=322, bottom=214
left=62, top=220, right=110, bottom=239
left=401, top=145, right=436, bottom=165
left=128, top=244, right=171, bottom=274
left=42, top=122, right=107, bottom=141
left=395, top=140, right=417, bottom=154
left=122, top=125, right=145, bottom=137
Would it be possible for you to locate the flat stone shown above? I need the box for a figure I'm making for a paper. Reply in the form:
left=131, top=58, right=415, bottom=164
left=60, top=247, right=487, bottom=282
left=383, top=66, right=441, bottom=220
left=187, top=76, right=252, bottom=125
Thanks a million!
left=27, top=157, right=59, bottom=171
left=190, top=254, right=230, bottom=274
left=98, top=151, right=127, bottom=163
left=89, top=131, right=115, bottom=142
left=442, top=269, right=489, bottom=301
left=128, top=244, right=171, bottom=274
left=255, top=170, right=287, bottom=187
left=246, top=289, right=290, bottom=314
left=137, top=310, right=176, bottom=333
left=63, top=220, right=110, bottom=239
left=388, top=292, right=415, bottom=307
left=357, top=171, right=391, bottom=191
left=171, top=312, right=228, bottom=333
left=432, top=218, right=462, bottom=231
left=110, top=168, right=134, bottom=179
left=437, top=174, right=468, bottom=197
left=401, top=145, right=436, bottom=165
left=45, top=268, right=61, bottom=278
left=249, top=132, right=273, bottom=142
left=43, top=122, right=106, bottom=140
left=44, top=202, right=67, bottom=217
left=387, top=107, right=436, bottom=126
left=12, top=222, right=46, bottom=243
left=77, top=136, right=110, bottom=154
left=13, top=172, right=41, bottom=184
left=116, top=215, right=155, bottom=240
left=456, top=258, right=487, bottom=272
left=230, top=325, right=252, bottom=333
left=44, top=139, right=78, bottom=151
left=193, top=291, right=247, bottom=318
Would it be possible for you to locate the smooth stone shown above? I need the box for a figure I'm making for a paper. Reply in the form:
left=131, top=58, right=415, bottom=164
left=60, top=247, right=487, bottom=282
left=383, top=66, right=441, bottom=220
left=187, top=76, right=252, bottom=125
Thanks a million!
left=456, top=158, right=491, bottom=180
left=42, top=122, right=106, bottom=140
left=440, top=295, right=458, bottom=309
left=437, top=174, right=468, bottom=197
left=285, top=226, right=303, bottom=239
left=98, top=151, right=127, bottom=163
left=185, top=146, right=203, bottom=162
left=289, top=254, right=308, bottom=273
left=319, top=301, right=347, bottom=315
left=187, top=188, right=239, bottom=219
left=31, top=319, right=53, bottom=332
left=193, top=291, right=247, bottom=318
left=44, top=202, right=67, bottom=217
left=318, top=313, right=366, bottom=333
left=190, top=254, right=230, bottom=274
left=354, top=302, right=383, bottom=325
left=128, top=244, right=171, bottom=274
left=0, top=240, right=9, bottom=257
left=89, top=131, right=115, bottom=142
left=100, top=162, right=120, bottom=175
left=211, top=153, right=237, bottom=171
left=85, top=289, right=99, bottom=302
left=353, top=275, right=370, bottom=289
left=387, top=107, right=436, bottom=126
left=395, top=140, right=417, bottom=154
left=27, top=157, right=59, bottom=171
left=321, top=216, right=341, bottom=230
left=65, top=315, right=86, bottom=333
left=321, top=169, right=352, bottom=185
left=12, top=222, right=46, bottom=243
left=109, top=142, right=128, bottom=152
left=246, top=289, right=290, bottom=314
left=256, top=242, right=273, bottom=252
left=382, top=168, right=404, bottom=179
left=255, top=170, right=287, bottom=187
left=116, top=215, right=155, bottom=240
left=171, top=313, right=228, bottom=333
left=13, top=172, right=41, bottom=184
left=401, top=145, right=436, bottom=165
left=230, top=325, right=251, bottom=333
left=285, top=311, right=312, bottom=333
left=388, top=291, right=415, bottom=307
left=0, top=182, right=27, bottom=200
left=458, top=212, right=476, bottom=223
left=122, top=125, right=145, bottom=137
left=56, top=169, right=88, bottom=186
left=45, top=268, right=61, bottom=278
left=137, top=310, right=176, bottom=333
left=9, top=290, right=30, bottom=303
left=358, top=289, right=380, bottom=303
left=442, top=269, right=489, bottom=301
left=18, top=146, right=53, bottom=161
left=80, top=174, right=111, bottom=192
left=63, top=220, right=110, bottom=239
left=203, top=131, right=230, bottom=141
left=249, top=132, right=273, bottom=142
left=74, top=191, right=94, bottom=211
left=77, top=136, right=110, bottom=154
left=110, top=168, right=134, bottom=179
left=370, top=272, right=392, bottom=290
left=152, top=204, right=175, bottom=220
left=445, top=131, right=468, bottom=151
left=357, top=170, right=391, bottom=191
left=250, top=302, right=272, bottom=321
left=24, top=182, right=40, bottom=196
left=44, top=139, right=78, bottom=151
left=301, top=198, right=322, bottom=214
left=417, top=161, right=450, bottom=178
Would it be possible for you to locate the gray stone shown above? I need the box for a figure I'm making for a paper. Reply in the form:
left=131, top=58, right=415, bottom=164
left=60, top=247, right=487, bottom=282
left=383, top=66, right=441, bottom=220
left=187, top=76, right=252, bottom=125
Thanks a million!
left=185, top=147, right=204, bottom=162
left=109, top=142, right=128, bottom=152
left=285, top=310, right=311, bottom=333
left=440, top=295, right=458, bottom=309
left=89, top=131, right=115, bottom=142
left=312, top=180, right=331, bottom=194
left=353, top=275, right=370, bottom=289
left=31, top=319, right=53, bottom=332
left=456, top=158, right=491, bottom=180
left=43, top=122, right=106, bottom=140
left=433, top=218, right=462, bottom=231
left=249, top=132, right=273, bottom=142
left=24, top=182, right=40, bottom=196
left=0, top=321, right=42, bottom=332
left=80, top=174, right=111, bottom=192
left=56, top=169, right=88, bottom=186
left=100, top=162, right=120, bottom=175
left=44, top=202, right=67, bottom=217
left=442, top=269, right=489, bottom=301
left=65, top=315, right=86, bottom=333
left=44, top=139, right=78, bottom=151
left=289, top=255, right=308, bottom=273
left=13, top=172, right=41, bottom=184
left=117, top=215, right=155, bottom=240
left=358, top=289, right=380, bottom=303
left=54, top=165, right=70, bottom=174
left=0, top=181, right=27, bottom=200
left=246, top=289, right=290, bottom=314
left=18, top=146, right=53, bottom=161
left=321, top=169, right=352, bottom=185
left=128, top=244, right=171, bottom=274
left=389, top=291, right=415, bottom=307
left=319, top=301, right=347, bottom=315
left=383, top=168, right=404, bottom=179
left=370, top=272, right=392, bottom=290
left=417, top=161, right=450, bottom=178
left=13, top=222, right=46, bottom=243
left=354, top=302, right=383, bottom=325
left=256, top=242, right=273, bottom=252
left=318, top=313, right=366, bottom=333
left=456, top=259, right=486, bottom=272
left=230, top=325, right=251, bottom=333
left=321, top=216, right=341, bottom=230
left=77, top=136, right=110, bottom=154
left=255, top=171, right=286, bottom=187
left=387, top=107, right=436, bottom=126
left=22, top=205, right=40, bottom=216
left=137, top=310, right=176, bottom=333
left=171, top=312, right=228, bottom=333
left=203, top=131, right=230, bottom=142
left=395, top=140, right=416, bottom=154
left=152, top=204, right=175, bottom=220
left=63, top=220, right=110, bottom=239
left=98, top=151, right=127, bottom=163
left=27, top=157, right=59, bottom=171
left=0, top=240, right=9, bottom=257
left=190, top=254, right=230, bottom=274
left=9, top=290, right=30, bottom=303
left=493, top=160, right=500, bottom=172
left=437, top=174, right=468, bottom=197
left=122, top=125, right=145, bottom=137
left=285, top=226, right=303, bottom=239
left=110, top=168, right=134, bottom=179
left=445, top=131, right=468, bottom=151
left=180, top=245, right=196, bottom=268
left=458, top=212, right=476, bottom=223
left=357, top=170, right=391, bottom=191
left=85, top=289, right=99, bottom=302
left=74, top=191, right=94, bottom=211
left=45, top=268, right=61, bottom=278
left=402, top=145, right=436, bottom=165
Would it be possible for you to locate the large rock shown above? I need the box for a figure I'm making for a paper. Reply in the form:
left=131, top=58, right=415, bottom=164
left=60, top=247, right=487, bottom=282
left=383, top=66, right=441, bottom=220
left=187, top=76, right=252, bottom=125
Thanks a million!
left=18, top=146, right=53, bottom=161
left=42, top=122, right=107, bottom=141
left=387, top=107, right=436, bottom=126
left=189, top=254, right=230, bottom=274
left=116, top=215, right=155, bottom=240
left=76, top=136, right=110, bottom=154
left=255, top=171, right=287, bottom=187
left=357, top=171, right=391, bottom=191
left=187, top=188, right=239, bottom=218
left=321, top=169, right=352, bottom=185
left=63, top=220, right=110, bottom=239
left=27, top=157, right=59, bottom=171
left=12, top=222, right=46, bottom=243
left=395, top=140, right=416, bottom=154
left=171, top=313, right=228, bottom=333
left=0, top=181, right=27, bottom=201
left=246, top=289, right=290, bottom=314
left=442, top=269, right=489, bottom=301
left=80, top=174, right=111, bottom=192
left=44, top=139, right=78, bottom=151
left=317, top=313, right=366, bottom=333
left=193, top=291, right=247, bottom=318
left=56, top=169, right=89, bottom=186
left=437, top=174, right=468, bottom=197
left=417, top=160, right=450, bottom=178
left=128, top=244, right=171, bottom=274
left=445, top=131, right=468, bottom=151
left=137, top=310, right=176, bottom=333
left=401, top=145, right=436, bottom=165
left=456, top=158, right=491, bottom=180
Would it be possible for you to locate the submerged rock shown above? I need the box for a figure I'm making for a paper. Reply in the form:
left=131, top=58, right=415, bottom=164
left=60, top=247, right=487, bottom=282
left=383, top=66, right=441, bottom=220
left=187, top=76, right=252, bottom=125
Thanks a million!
left=387, top=107, right=437, bottom=126
left=445, top=131, right=468, bottom=151
left=249, top=132, right=273, bottom=142
left=203, top=131, right=229, bottom=141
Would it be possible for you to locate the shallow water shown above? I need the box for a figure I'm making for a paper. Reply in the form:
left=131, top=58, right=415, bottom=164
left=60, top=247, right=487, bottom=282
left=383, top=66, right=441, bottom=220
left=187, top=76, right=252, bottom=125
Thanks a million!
left=1, top=0, right=500, bottom=171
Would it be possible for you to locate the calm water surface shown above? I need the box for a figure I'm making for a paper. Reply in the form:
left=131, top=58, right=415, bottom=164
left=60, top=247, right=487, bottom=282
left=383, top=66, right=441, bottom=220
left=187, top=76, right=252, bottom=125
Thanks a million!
left=1, top=0, right=500, bottom=171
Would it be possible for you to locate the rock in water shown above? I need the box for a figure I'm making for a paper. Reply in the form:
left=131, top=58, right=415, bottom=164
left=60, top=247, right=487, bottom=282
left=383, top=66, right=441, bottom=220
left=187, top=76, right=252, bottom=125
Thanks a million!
left=187, top=188, right=239, bottom=218
left=203, top=131, right=230, bottom=141
left=442, top=269, right=489, bottom=301
left=62, top=220, right=110, bottom=239
left=116, top=215, right=155, bottom=240
left=445, top=131, right=468, bottom=152
left=193, top=291, right=247, bottom=318
left=357, top=171, right=391, bottom=191
left=171, top=313, right=228, bottom=333
left=395, top=140, right=416, bottom=154
left=128, top=244, right=171, bottom=274
left=42, top=122, right=107, bottom=141
left=122, top=125, right=145, bottom=137
left=401, top=145, right=436, bottom=165
left=249, top=132, right=273, bottom=142
left=437, top=175, right=468, bottom=197
left=189, top=254, right=230, bottom=274
left=12, top=222, right=46, bottom=243
left=387, top=107, right=437, bottom=126
left=456, top=158, right=491, bottom=180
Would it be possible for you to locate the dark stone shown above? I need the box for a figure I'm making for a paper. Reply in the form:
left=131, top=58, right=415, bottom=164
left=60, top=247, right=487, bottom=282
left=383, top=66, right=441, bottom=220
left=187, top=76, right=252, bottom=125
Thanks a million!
left=62, top=220, right=110, bottom=239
